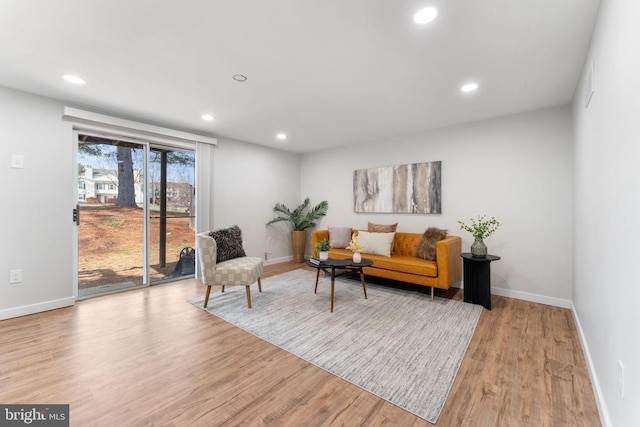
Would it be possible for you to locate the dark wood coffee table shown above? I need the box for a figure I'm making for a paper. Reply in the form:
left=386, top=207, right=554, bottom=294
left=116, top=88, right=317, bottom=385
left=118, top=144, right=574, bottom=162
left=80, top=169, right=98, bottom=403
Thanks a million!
left=304, top=257, right=373, bottom=312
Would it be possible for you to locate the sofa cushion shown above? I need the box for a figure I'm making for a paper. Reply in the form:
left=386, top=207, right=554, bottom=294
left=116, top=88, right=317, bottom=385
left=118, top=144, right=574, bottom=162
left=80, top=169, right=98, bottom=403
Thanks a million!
left=357, top=231, right=395, bottom=257
left=328, top=226, right=352, bottom=248
left=372, top=255, right=438, bottom=277
left=368, top=222, right=398, bottom=233
left=327, top=248, right=438, bottom=277
left=392, top=232, right=422, bottom=256
left=415, top=227, right=448, bottom=261
left=208, top=225, right=246, bottom=262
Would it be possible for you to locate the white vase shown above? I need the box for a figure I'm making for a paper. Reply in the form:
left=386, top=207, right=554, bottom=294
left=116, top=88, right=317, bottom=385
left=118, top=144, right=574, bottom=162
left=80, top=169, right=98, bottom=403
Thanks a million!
left=319, top=251, right=329, bottom=261
left=352, top=252, right=362, bottom=263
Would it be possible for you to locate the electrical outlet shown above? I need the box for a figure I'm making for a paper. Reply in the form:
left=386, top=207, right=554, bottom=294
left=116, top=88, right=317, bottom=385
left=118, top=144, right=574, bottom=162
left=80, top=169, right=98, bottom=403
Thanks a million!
left=618, top=360, right=625, bottom=398
left=9, top=269, right=23, bottom=284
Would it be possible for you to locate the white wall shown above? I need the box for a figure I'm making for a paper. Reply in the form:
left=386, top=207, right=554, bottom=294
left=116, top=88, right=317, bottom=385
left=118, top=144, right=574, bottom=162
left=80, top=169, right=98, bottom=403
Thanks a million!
left=0, top=86, right=75, bottom=319
left=301, top=105, right=574, bottom=306
left=212, top=136, right=300, bottom=263
left=573, top=0, right=640, bottom=425
left=0, top=86, right=301, bottom=319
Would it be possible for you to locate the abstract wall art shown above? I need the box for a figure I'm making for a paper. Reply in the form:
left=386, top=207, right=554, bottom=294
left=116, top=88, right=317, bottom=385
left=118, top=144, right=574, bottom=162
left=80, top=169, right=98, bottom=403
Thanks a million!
left=353, top=161, right=441, bottom=214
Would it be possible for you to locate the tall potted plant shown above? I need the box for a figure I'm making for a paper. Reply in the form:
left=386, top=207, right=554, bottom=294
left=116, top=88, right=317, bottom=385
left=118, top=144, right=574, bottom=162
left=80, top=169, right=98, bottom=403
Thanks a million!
left=266, top=198, right=329, bottom=263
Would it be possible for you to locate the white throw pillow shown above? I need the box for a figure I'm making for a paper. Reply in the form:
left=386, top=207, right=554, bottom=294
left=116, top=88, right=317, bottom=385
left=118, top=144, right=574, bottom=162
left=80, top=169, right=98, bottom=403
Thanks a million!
left=357, top=231, right=395, bottom=257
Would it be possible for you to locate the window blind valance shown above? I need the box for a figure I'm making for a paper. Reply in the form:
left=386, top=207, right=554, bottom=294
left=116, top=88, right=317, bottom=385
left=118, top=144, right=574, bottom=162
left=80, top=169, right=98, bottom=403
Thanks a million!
left=62, top=106, right=217, bottom=149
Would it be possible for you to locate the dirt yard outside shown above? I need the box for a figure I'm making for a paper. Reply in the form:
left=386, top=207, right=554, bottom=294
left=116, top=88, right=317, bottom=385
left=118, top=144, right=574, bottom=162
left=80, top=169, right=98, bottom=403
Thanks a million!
left=78, top=205, right=195, bottom=289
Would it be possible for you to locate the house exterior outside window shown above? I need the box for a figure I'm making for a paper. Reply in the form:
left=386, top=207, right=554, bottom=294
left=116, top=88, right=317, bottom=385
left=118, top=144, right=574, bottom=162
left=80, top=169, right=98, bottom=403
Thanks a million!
left=77, top=167, right=144, bottom=205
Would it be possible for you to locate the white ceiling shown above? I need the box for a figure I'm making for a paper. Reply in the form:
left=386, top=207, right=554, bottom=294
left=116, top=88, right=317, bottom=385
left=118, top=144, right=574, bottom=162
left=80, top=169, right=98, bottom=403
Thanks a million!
left=0, top=0, right=600, bottom=153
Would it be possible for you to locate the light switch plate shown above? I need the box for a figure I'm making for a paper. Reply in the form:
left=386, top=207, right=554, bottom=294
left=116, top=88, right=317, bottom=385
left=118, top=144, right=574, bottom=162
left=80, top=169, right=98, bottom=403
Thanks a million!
left=11, top=154, right=24, bottom=169
left=618, top=360, right=625, bottom=398
left=585, top=60, right=594, bottom=108
left=9, top=269, right=23, bottom=284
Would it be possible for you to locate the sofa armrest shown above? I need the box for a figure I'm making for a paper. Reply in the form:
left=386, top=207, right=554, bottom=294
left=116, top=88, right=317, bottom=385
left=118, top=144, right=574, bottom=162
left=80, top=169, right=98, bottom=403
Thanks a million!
left=436, top=236, right=462, bottom=288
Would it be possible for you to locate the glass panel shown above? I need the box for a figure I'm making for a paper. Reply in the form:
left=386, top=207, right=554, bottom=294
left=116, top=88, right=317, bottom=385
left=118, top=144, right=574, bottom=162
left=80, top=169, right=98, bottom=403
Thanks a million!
left=77, top=136, right=146, bottom=298
left=148, top=149, right=196, bottom=283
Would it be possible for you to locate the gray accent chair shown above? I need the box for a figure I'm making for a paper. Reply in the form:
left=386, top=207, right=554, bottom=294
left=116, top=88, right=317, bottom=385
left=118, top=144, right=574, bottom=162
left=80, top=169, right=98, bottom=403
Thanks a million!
left=196, top=232, right=264, bottom=308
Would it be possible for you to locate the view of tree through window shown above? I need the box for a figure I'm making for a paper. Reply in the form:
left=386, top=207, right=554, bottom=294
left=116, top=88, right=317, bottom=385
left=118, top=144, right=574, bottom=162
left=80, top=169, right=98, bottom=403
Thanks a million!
left=77, top=135, right=195, bottom=297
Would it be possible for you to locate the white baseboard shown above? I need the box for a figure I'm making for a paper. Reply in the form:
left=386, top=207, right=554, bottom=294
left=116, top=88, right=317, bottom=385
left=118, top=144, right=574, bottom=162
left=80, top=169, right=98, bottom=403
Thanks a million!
left=264, top=255, right=293, bottom=266
left=571, top=302, right=612, bottom=427
left=491, top=286, right=572, bottom=308
left=0, top=297, right=75, bottom=321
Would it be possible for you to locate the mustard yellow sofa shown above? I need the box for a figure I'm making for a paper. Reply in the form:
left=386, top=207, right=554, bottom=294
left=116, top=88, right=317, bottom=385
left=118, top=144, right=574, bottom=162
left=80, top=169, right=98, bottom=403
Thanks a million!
left=311, top=230, right=462, bottom=300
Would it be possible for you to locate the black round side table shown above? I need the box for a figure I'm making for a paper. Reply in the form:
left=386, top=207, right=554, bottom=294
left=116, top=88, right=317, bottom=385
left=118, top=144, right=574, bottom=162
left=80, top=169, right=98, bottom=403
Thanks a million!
left=461, top=253, right=501, bottom=310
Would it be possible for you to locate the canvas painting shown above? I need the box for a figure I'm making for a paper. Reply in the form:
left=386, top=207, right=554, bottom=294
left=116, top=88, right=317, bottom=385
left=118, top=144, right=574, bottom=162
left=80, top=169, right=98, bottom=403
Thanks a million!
left=353, top=161, right=441, bottom=213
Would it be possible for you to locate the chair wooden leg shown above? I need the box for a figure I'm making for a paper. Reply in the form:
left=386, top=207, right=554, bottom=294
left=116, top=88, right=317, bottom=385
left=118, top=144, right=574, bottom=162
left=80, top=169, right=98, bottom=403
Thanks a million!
left=245, top=286, right=252, bottom=308
left=204, top=285, right=212, bottom=308
left=221, top=285, right=225, bottom=293
left=257, top=277, right=262, bottom=292
left=431, top=286, right=434, bottom=301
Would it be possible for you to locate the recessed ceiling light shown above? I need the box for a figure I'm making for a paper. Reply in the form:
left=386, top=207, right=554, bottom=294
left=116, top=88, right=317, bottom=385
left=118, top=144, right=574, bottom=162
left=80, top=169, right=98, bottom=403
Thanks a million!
left=233, top=74, right=247, bottom=82
left=62, top=74, right=86, bottom=85
left=276, top=133, right=287, bottom=140
left=201, top=114, right=214, bottom=121
left=461, top=83, right=479, bottom=93
left=413, top=7, right=438, bottom=24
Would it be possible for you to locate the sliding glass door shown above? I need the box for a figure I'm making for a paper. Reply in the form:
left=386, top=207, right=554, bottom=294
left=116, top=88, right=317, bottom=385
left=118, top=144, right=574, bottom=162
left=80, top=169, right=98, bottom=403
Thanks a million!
left=148, top=147, right=196, bottom=284
left=75, top=134, right=195, bottom=298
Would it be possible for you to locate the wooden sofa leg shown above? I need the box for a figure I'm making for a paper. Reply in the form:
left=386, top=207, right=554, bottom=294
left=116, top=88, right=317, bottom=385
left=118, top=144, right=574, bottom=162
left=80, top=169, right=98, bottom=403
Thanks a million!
left=257, top=277, right=262, bottom=292
left=431, top=286, right=434, bottom=301
left=246, top=286, right=252, bottom=308
left=204, top=285, right=212, bottom=308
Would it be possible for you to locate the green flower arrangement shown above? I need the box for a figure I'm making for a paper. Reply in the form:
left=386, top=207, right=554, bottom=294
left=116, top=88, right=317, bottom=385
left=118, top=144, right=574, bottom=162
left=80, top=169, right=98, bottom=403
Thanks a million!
left=458, top=215, right=502, bottom=240
left=314, top=238, right=331, bottom=255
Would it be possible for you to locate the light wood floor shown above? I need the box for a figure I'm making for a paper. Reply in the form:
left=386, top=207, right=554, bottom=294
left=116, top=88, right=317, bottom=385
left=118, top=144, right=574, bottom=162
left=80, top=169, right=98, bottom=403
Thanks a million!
left=0, top=262, right=601, bottom=426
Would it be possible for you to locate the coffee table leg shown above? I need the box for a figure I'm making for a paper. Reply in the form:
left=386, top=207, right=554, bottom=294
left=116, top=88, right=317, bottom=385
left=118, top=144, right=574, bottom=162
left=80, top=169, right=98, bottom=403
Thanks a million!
left=314, top=268, right=320, bottom=293
left=359, top=268, right=367, bottom=299
left=330, top=267, right=336, bottom=312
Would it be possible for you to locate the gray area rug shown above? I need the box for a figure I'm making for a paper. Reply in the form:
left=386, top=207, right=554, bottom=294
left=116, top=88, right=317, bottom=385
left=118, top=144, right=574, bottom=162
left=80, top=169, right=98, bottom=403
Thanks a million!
left=188, top=268, right=482, bottom=423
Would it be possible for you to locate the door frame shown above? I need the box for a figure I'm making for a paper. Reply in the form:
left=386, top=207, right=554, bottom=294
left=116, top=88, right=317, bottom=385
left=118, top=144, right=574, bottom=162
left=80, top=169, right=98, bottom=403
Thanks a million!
left=66, top=108, right=215, bottom=299
left=73, top=130, right=151, bottom=299
left=73, top=129, right=200, bottom=299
